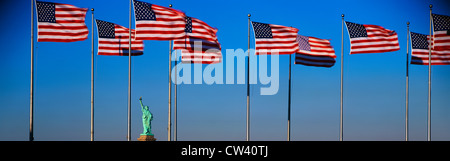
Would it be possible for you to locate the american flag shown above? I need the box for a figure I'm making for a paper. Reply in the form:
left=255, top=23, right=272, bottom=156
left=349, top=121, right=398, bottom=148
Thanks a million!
left=432, top=13, right=450, bottom=52
left=133, top=0, right=186, bottom=40
left=410, top=32, right=450, bottom=65
left=345, top=21, right=399, bottom=54
left=35, top=1, right=89, bottom=42
left=295, top=35, right=336, bottom=67
left=173, top=16, right=222, bottom=64
left=251, top=21, right=299, bottom=55
left=96, top=19, right=144, bottom=56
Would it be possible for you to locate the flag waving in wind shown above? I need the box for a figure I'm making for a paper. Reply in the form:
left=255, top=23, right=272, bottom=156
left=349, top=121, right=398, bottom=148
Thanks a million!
left=133, top=0, right=186, bottom=40
left=96, top=19, right=144, bottom=56
left=432, top=13, right=450, bottom=52
left=173, top=16, right=222, bottom=64
left=345, top=21, right=400, bottom=54
left=35, top=1, right=89, bottom=42
left=295, top=35, right=336, bottom=67
left=410, top=32, right=450, bottom=65
left=251, top=21, right=299, bottom=55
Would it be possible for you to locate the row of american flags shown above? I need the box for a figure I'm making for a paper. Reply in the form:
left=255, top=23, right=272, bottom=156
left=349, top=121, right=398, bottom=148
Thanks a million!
left=35, top=1, right=450, bottom=66
left=36, top=0, right=221, bottom=63
left=252, top=16, right=449, bottom=66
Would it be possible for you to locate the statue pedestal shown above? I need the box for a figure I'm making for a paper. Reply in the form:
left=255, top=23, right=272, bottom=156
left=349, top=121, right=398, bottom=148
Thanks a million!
left=137, top=134, right=156, bottom=141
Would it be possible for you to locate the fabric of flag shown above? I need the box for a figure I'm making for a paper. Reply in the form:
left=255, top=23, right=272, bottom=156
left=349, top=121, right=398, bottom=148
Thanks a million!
left=345, top=21, right=399, bottom=54
left=173, top=16, right=222, bottom=64
left=35, top=1, right=89, bottom=42
left=133, top=0, right=186, bottom=40
left=432, top=13, right=450, bottom=52
left=251, top=21, right=299, bottom=55
left=295, top=35, right=336, bottom=67
left=410, top=32, right=450, bottom=65
left=96, top=19, right=144, bottom=56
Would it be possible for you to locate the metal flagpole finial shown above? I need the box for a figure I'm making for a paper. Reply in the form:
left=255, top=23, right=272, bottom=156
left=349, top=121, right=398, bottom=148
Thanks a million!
left=341, top=14, right=344, bottom=18
left=169, top=4, right=172, bottom=8
left=429, top=4, right=432, bottom=9
left=407, top=21, right=410, bottom=26
left=91, top=8, right=94, bottom=11
left=248, top=14, right=251, bottom=17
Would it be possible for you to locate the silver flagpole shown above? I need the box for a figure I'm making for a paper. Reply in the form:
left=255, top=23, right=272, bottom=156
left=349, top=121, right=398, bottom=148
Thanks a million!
left=174, top=44, right=177, bottom=141
left=168, top=40, right=172, bottom=141
left=406, top=21, right=410, bottom=141
left=173, top=4, right=177, bottom=142
left=288, top=52, right=291, bottom=141
left=91, top=8, right=95, bottom=141
left=247, top=13, right=251, bottom=141
left=340, top=14, right=344, bottom=141
left=168, top=4, right=173, bottom=142
left=30, top=0, right=34, bottom=141
left=127, top=0, right=132, bottom=141
left=428, top=4, right=432, bottom=141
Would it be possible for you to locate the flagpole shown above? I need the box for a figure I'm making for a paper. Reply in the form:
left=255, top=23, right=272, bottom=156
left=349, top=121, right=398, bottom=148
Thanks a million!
left=174, top=43, right=178, bottom=141
left=29, top=0, right=34, bottom=141
left=168, top=4, right=173, bottom=142
left=91, top=8, right=95, bottom=141
left=340, top=14, right=344, bottom=141
left=173, top=4, right=177, bottom=142
left=247, top=13, right=251, bottom=141
left=405, top=21, right=410, bottom=141
left=428, top=4, right=432, bottom=142
left=168, top=40, right=172, bottom=141
left=288, top=51, right=292, bottom=141
left=127, top=0, right=132, bottom=141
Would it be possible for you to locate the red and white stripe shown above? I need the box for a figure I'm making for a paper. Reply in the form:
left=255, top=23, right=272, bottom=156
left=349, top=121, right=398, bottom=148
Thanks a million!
left=254, top=24, right=299, bottom=55
left=97, top=24, right=144, bottom=56
left=411, top=50, right=450, bottom=65
left=173, top=17, right=221, bottom=64
left=433, top=30, right=450, bottom=52
left=37, top=3, right=89, bottom=42
left=349, top=24, right=400, bottom=54
left=295, top=36, right=336, bottom=67
left=134, top=4, right=186, bottom=41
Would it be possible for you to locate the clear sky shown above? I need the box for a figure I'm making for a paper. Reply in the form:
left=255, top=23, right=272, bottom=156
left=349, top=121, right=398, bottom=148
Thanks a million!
left=0, top=0, right=449, bottom=141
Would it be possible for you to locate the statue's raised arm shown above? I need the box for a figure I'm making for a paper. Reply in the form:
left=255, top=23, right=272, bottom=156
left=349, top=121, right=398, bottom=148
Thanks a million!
left=139, top=97, right=144, bottom=112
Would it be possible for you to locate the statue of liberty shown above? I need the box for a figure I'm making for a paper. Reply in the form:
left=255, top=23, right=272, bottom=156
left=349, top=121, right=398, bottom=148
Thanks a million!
left=139, top=97, right=153, bottom=136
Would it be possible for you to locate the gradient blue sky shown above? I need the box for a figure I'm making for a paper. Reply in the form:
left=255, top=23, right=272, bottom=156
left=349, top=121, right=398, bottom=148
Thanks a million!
left=0, top=0, right=449, bottom=141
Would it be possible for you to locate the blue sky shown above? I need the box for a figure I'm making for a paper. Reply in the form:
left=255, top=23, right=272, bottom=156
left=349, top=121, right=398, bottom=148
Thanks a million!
left=0, top=0, right=449, bottom=141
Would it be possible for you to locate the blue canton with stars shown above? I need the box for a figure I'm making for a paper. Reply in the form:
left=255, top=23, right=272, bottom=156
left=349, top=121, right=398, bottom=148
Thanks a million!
left=134, top=0, right=156, bottom=21
left=36, top=1, right=56, bottom=23
left=410, top=32, right=428, bottom=49
left=432, top=13, right=450, bottom=35
left=296, top=35, right=311, bottom=51
left=345, top=21, right=368, bottom=38
left=185, top=17, right=192, bottom=33
left=96, top=20, right=115, bottom=38
left=252, top=22, right=273, bottom=39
